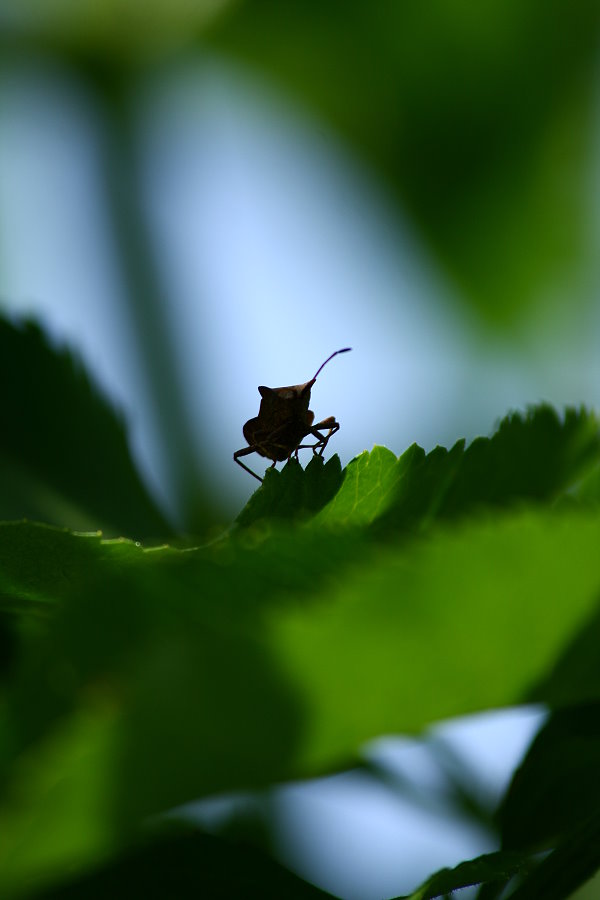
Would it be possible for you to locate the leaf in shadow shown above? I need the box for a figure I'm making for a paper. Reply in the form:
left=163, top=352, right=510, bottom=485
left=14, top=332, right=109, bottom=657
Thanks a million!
left=235, top=454, right=343, bottom=527
left=376, top=406, right=598, bottom=535
left=33, top=827, right=334, bottom=899
left=507, top=809, right=600, bottom=900
left=497, top=702, right=600, bottom=853
left=394, top=849, right=535, bottom=899
left=0, top=317, right=170, bottom=540
left=529, top=598, right=600, bottom=708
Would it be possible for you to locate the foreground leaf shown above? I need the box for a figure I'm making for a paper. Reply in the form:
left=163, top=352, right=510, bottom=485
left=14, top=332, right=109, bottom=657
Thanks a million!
left=270, top=509, right=600, bottom=771
left=1, top=504, right=600, bottom=895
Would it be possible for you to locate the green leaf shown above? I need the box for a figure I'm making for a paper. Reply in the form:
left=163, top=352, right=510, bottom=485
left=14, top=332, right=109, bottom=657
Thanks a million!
left=0, top=521, right=144, bottom=615
left=497, top=703, right=600, bottom=852
left=207, top=0, right=600, bottom=323
left=314, top=444, right=405, bottom=526
left=395, top=849, right=535, bottom=899
left=0, top=707, right=119, bottom=897
left=33, top=828, right=335, bottom=900
left=0, top=318, right=169, bottom=540
left=2, top=510, right=600, bottom=851
left=269, top=509, right=600, bottom=771
left=530, top=603, right=600, bottom=707
left=235, top=453, right=343, bottom=527
left=435, top=406, right=600, bottom=515
left=508, top=809, right=600, bottom=899
left=2, top=404, right=600, bottom=895
left=241, top=406, right=600, bottom=531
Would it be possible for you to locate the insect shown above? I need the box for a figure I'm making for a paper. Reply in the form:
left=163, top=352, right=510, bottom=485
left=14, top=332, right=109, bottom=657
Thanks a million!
left=234, top=348, right=352, bottom=483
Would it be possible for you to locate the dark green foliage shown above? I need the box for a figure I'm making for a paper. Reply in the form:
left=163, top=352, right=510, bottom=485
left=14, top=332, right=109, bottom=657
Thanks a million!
left=1, top=319, right=600, bottom=898
left=316, top=406, right=600, bottom=535
left=437, top=406, right=599, bottom=514
left=0, top=318, right=169, bottom=540
left=235, top=453, right=343, bottom=527
left=507, top=810, right=600, bottom=899
left=529, top=602, right=600, bottom=707
left=498, top=704, right=600, bottom=852
left=34, top=828, right=335, bottom=899
left=396, top=849, right=536, bottom=899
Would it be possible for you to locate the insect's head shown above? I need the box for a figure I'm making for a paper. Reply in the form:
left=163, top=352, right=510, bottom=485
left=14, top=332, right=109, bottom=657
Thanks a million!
left=258, top=348, right=351, bottom=400
left=256, top=347, right=351, bottom=420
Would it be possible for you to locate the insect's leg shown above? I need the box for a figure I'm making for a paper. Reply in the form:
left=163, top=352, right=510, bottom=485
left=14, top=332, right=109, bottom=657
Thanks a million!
left=312, top=416, right=338, bottom=432
left=233, top=446, right=264, bottom=483
left=296, top=418, right=340, bottom=457
left=308, top=418, right=340, bottom=455
left=295, top=441, right=322, bottom=453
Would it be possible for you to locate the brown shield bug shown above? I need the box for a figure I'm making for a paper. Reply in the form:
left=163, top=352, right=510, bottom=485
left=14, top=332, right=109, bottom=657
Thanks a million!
left=234, top=348, right=352, bottom=483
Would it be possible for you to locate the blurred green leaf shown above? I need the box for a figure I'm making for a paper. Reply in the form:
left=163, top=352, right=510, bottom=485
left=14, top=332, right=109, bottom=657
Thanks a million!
left=508, top=809, right=600, bottom=899
left=0, top=0, right=233, bottom=63
left=0, top=707, right=118, bottom=897
left=498, top=703, right=600, bottom=852
left=207, top=0, right=600, bottom=322
left=0, top=318, right=170, bottom=539
left=2, top=508, right=600, bottom=890
left=33, top=827, right=334, bottom=900
left=271, top=509, right=600, bottom=771
left=530, top=603, right=600, bottom=707
left=396, top=849, right=535, bottom=899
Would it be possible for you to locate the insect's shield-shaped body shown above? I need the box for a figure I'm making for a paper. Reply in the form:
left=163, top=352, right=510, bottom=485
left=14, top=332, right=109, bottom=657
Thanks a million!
left=234, top=349, right=351, bottom=483
left=243, top=380, right=315, bottom=462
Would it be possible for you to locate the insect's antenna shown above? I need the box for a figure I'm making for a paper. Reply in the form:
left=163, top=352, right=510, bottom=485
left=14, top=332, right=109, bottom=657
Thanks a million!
left=311, top=347, right=352, bottom=382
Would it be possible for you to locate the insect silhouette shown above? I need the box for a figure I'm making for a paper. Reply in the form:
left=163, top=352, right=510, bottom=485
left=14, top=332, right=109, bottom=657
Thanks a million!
left=234, top=348, right=352, bottom=483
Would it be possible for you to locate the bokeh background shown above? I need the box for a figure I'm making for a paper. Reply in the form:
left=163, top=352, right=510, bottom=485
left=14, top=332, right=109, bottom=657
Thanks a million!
left=2, top=2, right=600, bottom=896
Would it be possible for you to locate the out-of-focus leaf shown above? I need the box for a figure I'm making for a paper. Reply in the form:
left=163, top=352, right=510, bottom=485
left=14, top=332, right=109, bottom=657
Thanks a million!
left=269, top=510, right=600, bottom=771
left=497, top=703, right=600, bottom=852
left=508, top=809, right=600, bottom=900
left=0, top=318, right=170, bottom=539
left=0, top=707, right=119, bottom=897
left=207, top=0, right=600, bottom=323
left=573, top=457, right=600, bottom=505
left=395, top=849, right=535, bottom=899
left=2, top=507, right=600, bottom=895
left=0, top=521, right=145, bottom=615
left=529, top=602, right=600, bottom=707
left=0, top=0, right=232, bottom=63
left=33, top=827, right=334, bottom=900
